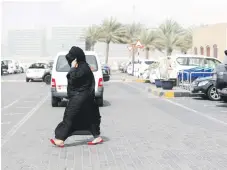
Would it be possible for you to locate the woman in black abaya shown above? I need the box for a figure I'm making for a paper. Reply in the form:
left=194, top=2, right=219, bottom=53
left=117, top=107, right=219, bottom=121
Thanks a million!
left=50, top=46, right=103, bottom=147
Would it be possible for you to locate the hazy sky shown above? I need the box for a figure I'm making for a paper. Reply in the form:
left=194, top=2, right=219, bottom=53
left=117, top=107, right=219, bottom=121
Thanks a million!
left=2, top=0, right=227, bottom=28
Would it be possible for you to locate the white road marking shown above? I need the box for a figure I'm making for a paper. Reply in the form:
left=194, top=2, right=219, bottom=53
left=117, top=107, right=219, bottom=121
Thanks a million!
left=164, top=98, right=227, bottom=126
left=124, top=82, right=227, bottom=126
left=1, top=99, right=20, bottom=110
left=4, top=113, right=25, bottom=116
left=1, top=95, right=49, bottom=147
left=1, top=122, right=11, bottom=125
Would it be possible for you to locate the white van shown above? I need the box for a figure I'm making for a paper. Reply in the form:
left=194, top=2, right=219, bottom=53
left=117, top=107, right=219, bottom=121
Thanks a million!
left=153, top=54, right=221, bottom=81
left=51, top=51, right=104, bottom=107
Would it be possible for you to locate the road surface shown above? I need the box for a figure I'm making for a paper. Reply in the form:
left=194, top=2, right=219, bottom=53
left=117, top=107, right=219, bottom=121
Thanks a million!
left=1, top=73, right=227, bottom=170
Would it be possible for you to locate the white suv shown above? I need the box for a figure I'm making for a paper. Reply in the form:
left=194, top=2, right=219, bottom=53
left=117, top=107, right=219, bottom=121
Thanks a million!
left=51, top=51, right=104, bottom=107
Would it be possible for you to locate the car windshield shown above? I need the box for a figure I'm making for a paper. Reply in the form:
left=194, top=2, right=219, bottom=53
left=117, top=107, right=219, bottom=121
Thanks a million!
left=145, top=61, right=154, bottom=65
left=29, top=63, right=47, bottom=69
left=56, top=55, right=98, bottom=72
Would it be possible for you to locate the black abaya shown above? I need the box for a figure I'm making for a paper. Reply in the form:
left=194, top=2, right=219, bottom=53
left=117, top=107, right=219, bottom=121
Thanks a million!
left=54, top=61, right=101, bottom=141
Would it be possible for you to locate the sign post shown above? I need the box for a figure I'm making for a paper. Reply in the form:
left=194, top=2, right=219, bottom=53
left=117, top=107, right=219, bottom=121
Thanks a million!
left=127, top=40, right=144, bottom=75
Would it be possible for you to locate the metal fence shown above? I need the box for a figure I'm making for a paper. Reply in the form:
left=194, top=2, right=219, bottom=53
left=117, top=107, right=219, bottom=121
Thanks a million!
left=178, top=71, right=214, bottom=91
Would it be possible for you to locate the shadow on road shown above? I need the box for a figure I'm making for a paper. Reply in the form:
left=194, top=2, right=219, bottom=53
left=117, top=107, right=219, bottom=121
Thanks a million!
left=64, top=136, right=110, bottom=147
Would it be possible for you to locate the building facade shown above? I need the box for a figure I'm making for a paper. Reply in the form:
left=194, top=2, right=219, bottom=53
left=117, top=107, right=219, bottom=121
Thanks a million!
left=192, top=23, right=227, bottom=62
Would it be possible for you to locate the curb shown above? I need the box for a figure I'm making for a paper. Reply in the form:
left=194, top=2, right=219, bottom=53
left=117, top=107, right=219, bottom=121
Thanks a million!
left=146, top=87, right=199, bottom=98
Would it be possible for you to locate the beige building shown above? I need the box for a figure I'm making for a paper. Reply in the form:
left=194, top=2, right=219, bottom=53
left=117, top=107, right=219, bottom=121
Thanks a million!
left=192, top=23, right=227, bottom=62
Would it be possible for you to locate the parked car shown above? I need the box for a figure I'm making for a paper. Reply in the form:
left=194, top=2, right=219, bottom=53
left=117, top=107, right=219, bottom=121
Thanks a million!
left=149, top=62, right=161, bottom=83
left=138, top=60, right=157, bottom=78
left=102, top=64, right=111, bottom=75
left=1, top=61, right=8, bottom=75
left=25, top=62, right=50, bottom=82
left=191, top=76, right=220, bottom=101
left=51, top=51, right=108, bottom=107
left=156, top=55, right=221, bottom=84
left=2, top=59, right=21, bottom=74
left=215, top=63, right=227, bottom=102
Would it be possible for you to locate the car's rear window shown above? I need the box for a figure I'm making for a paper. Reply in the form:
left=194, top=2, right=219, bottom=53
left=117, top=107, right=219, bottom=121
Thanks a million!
left=29, top=63, right=47, bottom=69
left=145, top=61, right=154, bottom=65
left=56, top=55, right=98, bottom=72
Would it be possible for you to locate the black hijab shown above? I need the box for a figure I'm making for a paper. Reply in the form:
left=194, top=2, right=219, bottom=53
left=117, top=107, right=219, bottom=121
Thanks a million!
left=65, top=46, right=86, bottom=66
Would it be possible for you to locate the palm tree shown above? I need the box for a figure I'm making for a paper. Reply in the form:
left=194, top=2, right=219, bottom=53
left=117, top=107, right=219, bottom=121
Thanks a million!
left=99, top=17, right=128, bottom=64
left=126, top=23, right=143, bottom=43
left=156, top=19, right=185, bottom=56
left=139, top=28, right=158, bottom=59
left=177, top=27, right=193, bottom=54
left=85, top=25, right=101, bottom=51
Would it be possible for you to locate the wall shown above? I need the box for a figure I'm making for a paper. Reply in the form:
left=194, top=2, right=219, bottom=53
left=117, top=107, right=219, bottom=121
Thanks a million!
left=192, top=23, right=227, bottom=62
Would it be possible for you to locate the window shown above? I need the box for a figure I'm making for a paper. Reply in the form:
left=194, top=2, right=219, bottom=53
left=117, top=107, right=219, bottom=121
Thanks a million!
left=145, top=61, right=154, bottom=65
left=176, top=57, right=187, bottom=65
left=29, top=63, right=47, bottom=69
left=200, top=46, right=204, bottom=55
left=213, top=44, right=218, bottom=58
left=206, top=46, right=210, bottom=56
left=205, top=58, right=221, bottom=69
left=188, top=58, right=204, bottom=67
left=194, top=47, right=197, bottom=54
left=56, top=55, right=98, bottom=72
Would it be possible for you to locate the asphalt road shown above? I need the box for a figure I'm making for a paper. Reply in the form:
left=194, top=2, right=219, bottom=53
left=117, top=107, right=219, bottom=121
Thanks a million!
left=1, top=72, right=227, bottom=170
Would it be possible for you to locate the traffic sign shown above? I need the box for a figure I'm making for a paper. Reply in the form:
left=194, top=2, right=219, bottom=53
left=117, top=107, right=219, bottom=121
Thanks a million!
left=135, top=40, right=143, bottom=48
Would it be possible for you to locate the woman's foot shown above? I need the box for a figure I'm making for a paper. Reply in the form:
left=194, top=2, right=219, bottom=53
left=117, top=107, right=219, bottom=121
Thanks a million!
left=50, top=139, right=64, bottom=148
left=87, top=137, right=103, bottom=145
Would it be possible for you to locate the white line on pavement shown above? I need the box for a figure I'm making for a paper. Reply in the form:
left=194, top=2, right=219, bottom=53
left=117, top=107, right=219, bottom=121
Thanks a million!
left=124, top=82, right=227, bottom=127
left=1, top=122, right=11, bottom=125
left=1, top=99, right=20, bottom=110
left=1, top=95, right=49, bottom=147
left=164, top=98, right=227, bottom=126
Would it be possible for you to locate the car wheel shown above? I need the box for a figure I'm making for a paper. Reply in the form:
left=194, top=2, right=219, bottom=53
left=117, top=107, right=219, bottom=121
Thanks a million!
left=207, top=85, right=220, bottom=101
left=43, top=75, right=51, bottom=84
left=96, top=97, right=103, bottom=107
left=26, top=78, right=29, bottom=82
left=52, top=96, right=59, bottom=107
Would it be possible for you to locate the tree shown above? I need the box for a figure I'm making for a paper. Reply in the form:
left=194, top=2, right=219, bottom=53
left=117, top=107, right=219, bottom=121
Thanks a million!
left=139, top=28, right=158, bottom=59
left=85, top=25, right=101, bottom=51
left=125, top=23, right=143, bottom=43
left=156, top=19, right=185, bottom=56
left=99, top=17, right=127, bottom=64
left=177, top=27, right=193, bottom=54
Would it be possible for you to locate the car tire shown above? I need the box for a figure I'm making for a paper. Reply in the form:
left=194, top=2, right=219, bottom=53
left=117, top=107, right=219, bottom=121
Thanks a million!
left=207, top=85, right=220, bottom=101
left=96, top=97, right=104, bottom=107
left=43, top=74, right=51, bottom=84
left=52, top=96, right=59, bottom=107
left=26, top=78, right=29, bottom=82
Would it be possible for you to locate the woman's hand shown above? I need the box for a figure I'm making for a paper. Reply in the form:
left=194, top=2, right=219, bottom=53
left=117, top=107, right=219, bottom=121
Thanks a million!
left=71, top=60, right=78, bottom=68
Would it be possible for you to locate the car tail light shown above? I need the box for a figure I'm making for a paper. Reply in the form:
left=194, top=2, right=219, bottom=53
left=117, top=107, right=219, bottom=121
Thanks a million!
left=98, top=78, right=103, bottom=87
left=51, top=78, right=56, bottom=88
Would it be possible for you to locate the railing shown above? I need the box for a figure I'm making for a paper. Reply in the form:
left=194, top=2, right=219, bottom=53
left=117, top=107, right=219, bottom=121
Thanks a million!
left=177, top=71, right=214, bottom=91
